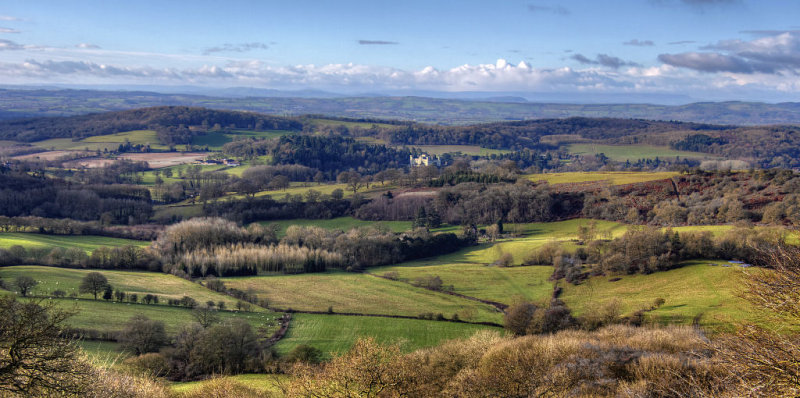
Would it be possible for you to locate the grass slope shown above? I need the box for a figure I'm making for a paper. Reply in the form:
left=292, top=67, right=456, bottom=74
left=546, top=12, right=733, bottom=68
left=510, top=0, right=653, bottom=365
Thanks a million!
left=0, top=266, right=257, bottom=312
left=0, top=233, right=148, bottom=253
left=275, top=313, right=500, bottom=356
left=566, top=143, right=713, bottom=162
left=220, top=272, right=502, bottom=324
left=525, top=171, right=679, bottom=186
left=171, top=374, right=288, bottom=395
left=32, top=298, right=277, bottom=335
left=559, top=261, right=759, bottom=330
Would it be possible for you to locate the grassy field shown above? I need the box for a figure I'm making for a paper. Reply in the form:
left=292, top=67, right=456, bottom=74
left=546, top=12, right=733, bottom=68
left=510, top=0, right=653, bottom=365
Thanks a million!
left=566, top=144, right=712, bottom=162
left=190, top=129, right=293, bottom=150
left=81, top=130, right=168, bottom=150
left=275, top=313, right=501, bottom=356
left=78, top=340, right=130, bottom=367
left=0, top=266, right=257, bottom=311
left=307, top=118, right=398, bottom=130
left=525, top=171, right=680, bottom=186
left=30, top=297, right=278, bottom=335
left=407, top=219, right=626, bottom=266
left=559, top=261, right=762, bottom=331
left=372, top=264, right=554, bottom=306
left=261, top=217, right=415, bottom=236
left=171, top=374, right=288, bottom=395
left=220, top=272, right=503, bottom=324
left=0, top=233, right=149, bottom=253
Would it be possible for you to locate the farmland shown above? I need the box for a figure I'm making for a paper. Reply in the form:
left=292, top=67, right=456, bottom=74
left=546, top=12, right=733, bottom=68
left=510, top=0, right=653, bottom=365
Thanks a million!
left=220, top=272, right=503, bottom=324
left=275, top=313, right=500, bottom=356
left=525, top=171, right=680, bottom=186
left=33, top=298, right=278, bottom=335
left=0, top=233, right=148, bottom=253
left=559, top=261, right=763, bottom=331
left=566, top=143, right=713, bottom=162
left=0, top=266, right=252, bottom=310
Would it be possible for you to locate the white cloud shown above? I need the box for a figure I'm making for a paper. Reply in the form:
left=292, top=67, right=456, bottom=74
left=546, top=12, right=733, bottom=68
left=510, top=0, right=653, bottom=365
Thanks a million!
left=0, top=16, right=22, bottom=21
left=76, top=43, right=101, bottom=49
left=0, top=27, right=20, bottom=33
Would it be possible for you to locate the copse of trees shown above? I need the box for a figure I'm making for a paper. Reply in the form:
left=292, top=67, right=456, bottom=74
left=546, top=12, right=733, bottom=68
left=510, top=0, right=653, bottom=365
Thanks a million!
left=536, top=225, right=789, bottom=284
left=78, top=272, right=110, bottom=300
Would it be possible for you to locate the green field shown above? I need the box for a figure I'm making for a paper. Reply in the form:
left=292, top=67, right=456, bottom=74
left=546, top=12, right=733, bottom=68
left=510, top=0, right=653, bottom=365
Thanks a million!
left=0, top=266, right=258, bottom=311
left=79, top=340, right=130, bottom=367
left=275, top=313, right=500, bottom=356
left=405, top=219, right=625, bottom=266
left=372, top=264, right=554, bottom=306
left=566, top=144, right=712, bottom=162
left=0, top=233, right=149, bottom=253
left=307, top=118, right=398, bottom=130
left=560, top=261, right=762, bottom=330
left=171, top=374, right=287, bottom=395
left=34, top=130, right=169, bottom=152
left=31, top=297, right=278, bottom=335
left=525, top=171, right=680, bottom=186
left=220, top=272, right=502, bottom=324
left=190, top=129, right=293, bottom=150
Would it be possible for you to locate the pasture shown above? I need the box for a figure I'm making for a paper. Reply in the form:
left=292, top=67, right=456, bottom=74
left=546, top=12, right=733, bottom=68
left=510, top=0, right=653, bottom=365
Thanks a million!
left=0, top=233, right=148, bottom=253
left=220, top=272, right=503, bottom=324
left=31, top=297, right=278, bottom=335
left=525, top=171, right=680, bottom=186
left=190, top=129, right=293, bottom=150
left=171, top=374, right=288, bottom=395
left=559, top=261, right=761, bottom=331
left=0, top=266, right=258, bottom=311
left=275, top=313, right=501, bottom=356
left=566, top=143, right=711, bottom=162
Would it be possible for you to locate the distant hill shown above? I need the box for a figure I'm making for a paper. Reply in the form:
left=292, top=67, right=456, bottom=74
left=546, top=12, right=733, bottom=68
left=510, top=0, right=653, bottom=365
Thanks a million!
left=0, top=106, right=302, bottom=142
left=2, top=88, right=800, bottom=125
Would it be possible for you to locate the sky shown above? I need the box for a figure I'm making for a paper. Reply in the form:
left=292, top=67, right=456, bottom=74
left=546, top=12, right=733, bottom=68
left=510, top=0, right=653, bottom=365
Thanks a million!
left=2, top=0, right=800, bottom=102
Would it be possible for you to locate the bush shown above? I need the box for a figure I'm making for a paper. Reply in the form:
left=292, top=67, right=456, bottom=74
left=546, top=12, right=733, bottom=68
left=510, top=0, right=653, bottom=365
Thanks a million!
left=285, top=344, right=323, bottom=364
left=122, top=353, right=169, bottom=377
left=117, top=315, right=167, bottom=355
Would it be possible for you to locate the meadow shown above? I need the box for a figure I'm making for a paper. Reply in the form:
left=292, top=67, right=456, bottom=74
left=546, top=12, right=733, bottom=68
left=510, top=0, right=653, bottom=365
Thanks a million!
left=566, top=143, right=712, bottom=162
left=190, top=129, right=294, bottom=150
left=274, top=313, right=500, bottom=356
left=0, top=266, right=252, bottom=311
left=33, top=297, right=278, bottom=335
left=170, top=374, right=288, bottom=396
left=559, top=261, right=762, bottom=331
left=220, top=272, right=503, bottom=324
left=0, top=233, right=148, bottom=253
left=525, top=171, right=680, bottom=186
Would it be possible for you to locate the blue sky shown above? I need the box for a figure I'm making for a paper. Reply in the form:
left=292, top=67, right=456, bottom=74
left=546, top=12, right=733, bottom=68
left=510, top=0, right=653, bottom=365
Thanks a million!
left=2, top=0, right=800, bottom=101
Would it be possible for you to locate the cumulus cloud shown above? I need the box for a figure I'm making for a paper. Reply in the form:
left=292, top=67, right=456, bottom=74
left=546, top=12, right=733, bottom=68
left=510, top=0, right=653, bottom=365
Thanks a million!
left=75, top=43, right=101, bottom=49
left=0, top=27, right=20, bottom=33
left=659, top=31, right=800, bottom=74
left=202, top=42, right=268, bottom=55
left=357, top=40, right=398, bottom=45
left=527, top=5, right=570, bottom=15
left=571, top=53, right=640, bottom=68
left=623, top=39, right=655, bottom=46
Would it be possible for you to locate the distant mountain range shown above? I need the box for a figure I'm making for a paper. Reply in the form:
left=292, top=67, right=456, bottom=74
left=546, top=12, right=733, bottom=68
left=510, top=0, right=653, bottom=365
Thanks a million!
left=1, top=87, right=800, bottom=125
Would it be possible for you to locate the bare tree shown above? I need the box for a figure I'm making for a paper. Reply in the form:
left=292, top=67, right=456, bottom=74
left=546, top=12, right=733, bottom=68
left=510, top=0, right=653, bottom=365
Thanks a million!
left=0, top=296, right=92, bottom=396
left=714, top=243, right=800, bottom=396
